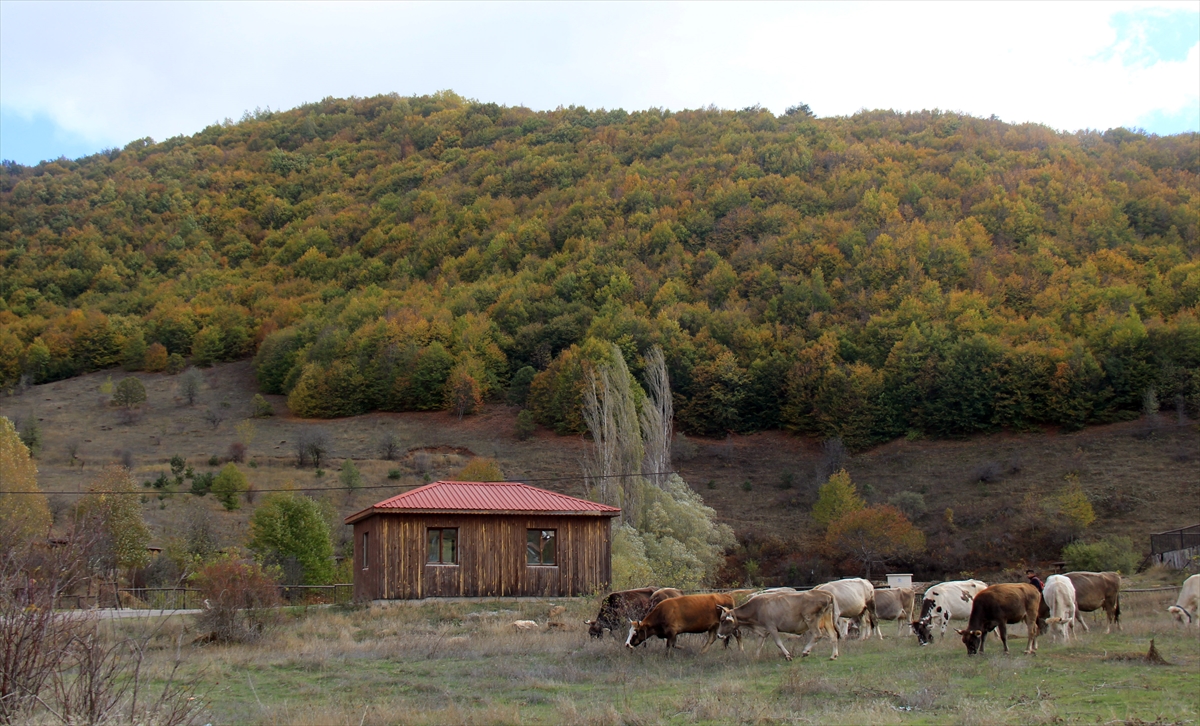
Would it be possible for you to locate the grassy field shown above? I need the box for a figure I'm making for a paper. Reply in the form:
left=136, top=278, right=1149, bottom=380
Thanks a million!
left=109, top=586, right=1200, bottom=725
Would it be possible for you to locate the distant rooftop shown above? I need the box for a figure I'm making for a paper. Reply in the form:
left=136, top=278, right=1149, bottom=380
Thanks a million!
left=344, top=480, right=620, bottom=524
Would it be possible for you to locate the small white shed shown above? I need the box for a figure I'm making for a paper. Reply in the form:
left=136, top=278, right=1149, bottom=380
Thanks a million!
left=886, top=573, right=913, bottom=589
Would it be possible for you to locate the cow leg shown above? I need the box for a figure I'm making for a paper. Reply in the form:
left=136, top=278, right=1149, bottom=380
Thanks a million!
left=997, top=623, right=1008, bottom=654
left=755, top=634, right=769, bottom=658
left=772, top=629, right=793, bottom=661
left=666, top=633, right=677, bottom=655
left=700, top=629, right=717, bottom=654
left=1074, top=611, right=1091, bottom=633
left=799, top=622, right=818, bottom=658
left=1027, top=618, right=1038, bottom=655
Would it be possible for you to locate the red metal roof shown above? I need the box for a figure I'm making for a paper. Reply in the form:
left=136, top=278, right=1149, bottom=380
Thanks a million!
left=345, top=481, right=620, bottom=523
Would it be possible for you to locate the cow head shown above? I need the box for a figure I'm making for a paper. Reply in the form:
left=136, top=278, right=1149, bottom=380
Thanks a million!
left=1168, top=605, right=1193, bottom=626
left=912, top=618, right=934, bottom=645
left=585, top=619, right=605, bottom=639
left=956, top=628, right=985, bottom=655
left=716, top=606, right=739, bottom=639
left=625, top=619, right=648, bottom=649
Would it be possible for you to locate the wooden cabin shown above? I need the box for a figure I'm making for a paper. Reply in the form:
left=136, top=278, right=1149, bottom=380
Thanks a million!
left=345, top=480, right=621, bottom=600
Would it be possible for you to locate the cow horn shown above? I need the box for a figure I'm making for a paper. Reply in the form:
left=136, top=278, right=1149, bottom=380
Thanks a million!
left=584, top=619, right=593, bottom=624
left=954, top=628, right=966, bottom=635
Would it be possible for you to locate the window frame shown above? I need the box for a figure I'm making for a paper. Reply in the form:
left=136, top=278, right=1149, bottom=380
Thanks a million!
left=526, top=528, right=557, bottom=567
left=362, top=531, right=369, bottom=570
left=427, top=527, right=459, bottom=565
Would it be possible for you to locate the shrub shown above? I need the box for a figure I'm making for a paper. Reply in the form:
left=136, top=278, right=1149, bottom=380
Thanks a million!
left=212, top=463, right=248, bottom=511
left=112, top=376, right=146, bottom=410
left=339, top=459, right=363, bottom=489
left=387, top=469, right=401, bottom=480
left=454, top=458, right=504, bottom=481
left=1062, top=536, right=1140, bottom=574
left=671, top=433, right=699, bottom=462
left=825, top=505, right=926, bottom=579
left=208, top=454, right=221, bottom=466
left=376, top=430, right=400, bottom=460
left=295, top=427, right=331, bottom=468
left=165, top=353, right=186, bottom=375
left=193, top=556, right=281, bottom=643
left=228, top=441, right=247, bottom=463
left=251, top=393, right=274, bottom=418
left=178, top=367, right=202, bottom=405
left=888, top=491, right=928, bottom=520
left=514, top=409, right=537, bottom=440
left=189, top=472, right=214, bottom=496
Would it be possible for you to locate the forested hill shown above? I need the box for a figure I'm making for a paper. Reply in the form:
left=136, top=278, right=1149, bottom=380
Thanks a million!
left=1, top=93, right=1197, bottom=447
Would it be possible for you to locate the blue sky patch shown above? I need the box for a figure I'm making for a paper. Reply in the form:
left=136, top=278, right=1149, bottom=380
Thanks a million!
left=1106, top=8, right=1200, bottom=67
left=0, top=109, right=108, bottom=166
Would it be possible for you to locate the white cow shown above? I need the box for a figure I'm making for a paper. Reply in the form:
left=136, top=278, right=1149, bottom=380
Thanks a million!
left=1042, top=574, right=1078, bottom=642
left=815, top=578, right=875, bottom=640
left=1168, top=574, right=1200, bottom=626
left=911, top=579, right=988, bottom=645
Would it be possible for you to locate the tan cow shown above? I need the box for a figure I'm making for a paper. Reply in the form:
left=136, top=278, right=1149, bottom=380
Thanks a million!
left=870, top=587, right=916, bottom=638
left=815, top=578, right=877, bottom=641
left=716, top=590, right=840, bottom=660
left=1065, top=571, right=1121, bottom=633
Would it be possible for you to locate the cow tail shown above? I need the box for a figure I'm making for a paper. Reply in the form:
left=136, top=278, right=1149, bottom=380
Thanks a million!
left=819, top=602, right=838, bottom=641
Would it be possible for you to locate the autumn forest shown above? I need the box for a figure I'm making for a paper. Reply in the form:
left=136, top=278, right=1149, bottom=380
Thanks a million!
left=1, top=92, right=1197, bottom=448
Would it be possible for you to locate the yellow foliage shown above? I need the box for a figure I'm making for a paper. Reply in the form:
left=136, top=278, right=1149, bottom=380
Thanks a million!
left=1057, top=474, right=1095, bottom=530
left=453, top=458, right=504, bottom=482
left=0, top=416, right=51, bottom=545
left=811, top=469, right=866, bottom=529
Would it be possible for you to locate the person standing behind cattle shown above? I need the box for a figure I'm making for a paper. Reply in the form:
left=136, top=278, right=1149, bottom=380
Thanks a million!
left=1026, top=570, right=1044, bottom=592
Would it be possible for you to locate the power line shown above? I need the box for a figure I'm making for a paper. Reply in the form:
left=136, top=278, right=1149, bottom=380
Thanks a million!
left=0, top=470, right=680, bottom=496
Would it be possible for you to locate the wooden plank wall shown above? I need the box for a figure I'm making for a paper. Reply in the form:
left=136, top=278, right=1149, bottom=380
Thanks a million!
left=353, top=514, right=612, bottom=600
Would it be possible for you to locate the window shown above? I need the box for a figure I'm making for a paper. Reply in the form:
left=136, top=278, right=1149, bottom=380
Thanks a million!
left=362, top=532, right=369, bottom=570
left=427, top=528, right=458, bottom=564
left=526, top=529, right=556, bottom=566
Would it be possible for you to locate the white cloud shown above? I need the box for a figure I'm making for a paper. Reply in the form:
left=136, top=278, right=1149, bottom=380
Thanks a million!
left=1, top=0, right=1195, bottom=160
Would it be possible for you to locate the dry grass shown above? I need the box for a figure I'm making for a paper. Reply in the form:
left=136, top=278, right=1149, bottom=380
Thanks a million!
left=73, top=589, right=1196, bottom=725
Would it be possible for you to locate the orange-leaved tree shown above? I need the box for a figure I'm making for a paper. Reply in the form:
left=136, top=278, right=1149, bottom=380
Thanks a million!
left=825, top=504, right=925, bottom=579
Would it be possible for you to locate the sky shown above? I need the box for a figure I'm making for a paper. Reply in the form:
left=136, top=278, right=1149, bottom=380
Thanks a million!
left=1, top=1, right=1197, bottom=166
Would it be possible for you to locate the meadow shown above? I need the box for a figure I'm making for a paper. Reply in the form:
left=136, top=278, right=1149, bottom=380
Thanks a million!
left=108, top=586, right=1199, bottom=725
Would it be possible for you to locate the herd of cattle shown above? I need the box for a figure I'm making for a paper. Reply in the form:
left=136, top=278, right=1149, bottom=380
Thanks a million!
left=585, top=573, right=1200, bottom=660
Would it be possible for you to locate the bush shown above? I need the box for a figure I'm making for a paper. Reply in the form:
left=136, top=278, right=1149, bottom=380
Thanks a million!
left=888, top=491, right=928, bottom=520
left=1062, top=536, right=1141, bottom=574
left=189, top=472, right=214, bottom=496
left=112, top=376, right=147, bottom=410
left=514, top=409, right=537, bottom=440
left=193, top=556, right=281, bottom=643
left=387, top=469, right=401, bottom=480
left=339, top=459, right=362, bottom=489
left=165, top=353, right=186, bottom=375
left=251, top=393, right=274, bottom=418
left=228, top=441, right=246, bottom=463
left=212, top=463, right=248, bottom=511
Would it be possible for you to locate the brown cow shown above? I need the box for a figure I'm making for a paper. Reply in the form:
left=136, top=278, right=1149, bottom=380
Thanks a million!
left=1065, top=571, right=1121, bottom=633
left=957, top=583, right=1041, bottom=655
left=626, top=593, right=741, bottom=655
left=717, top=590, right=840, bottom=660
left=587, top=588, right=657, bottom=639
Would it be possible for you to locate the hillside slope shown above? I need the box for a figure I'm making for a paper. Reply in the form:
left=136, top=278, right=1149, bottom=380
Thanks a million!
left=2, top=93, right=1198, bottom=450
left=11, top=361, right=1197, bottom=581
